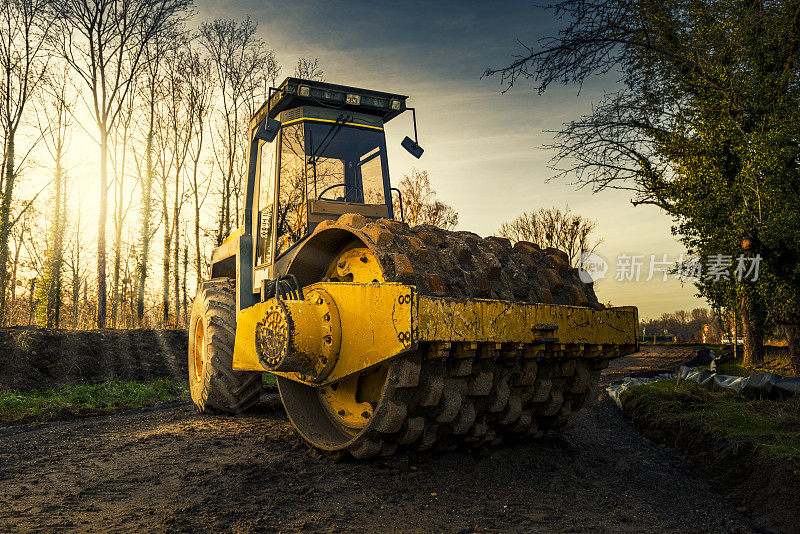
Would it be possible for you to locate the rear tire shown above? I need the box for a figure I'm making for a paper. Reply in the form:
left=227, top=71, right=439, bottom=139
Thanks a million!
left=188, top=278, right=262, bottom=413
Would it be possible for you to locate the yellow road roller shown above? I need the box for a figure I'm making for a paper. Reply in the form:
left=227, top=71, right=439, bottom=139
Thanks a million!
left=188, top=77, right=638, bottom=458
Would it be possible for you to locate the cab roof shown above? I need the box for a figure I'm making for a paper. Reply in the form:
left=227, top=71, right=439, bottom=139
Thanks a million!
left=249, top=77, right=409, bottom=133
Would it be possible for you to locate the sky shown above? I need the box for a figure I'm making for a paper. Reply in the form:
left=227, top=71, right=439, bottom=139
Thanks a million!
left=192, top=0, right=704, bottom=319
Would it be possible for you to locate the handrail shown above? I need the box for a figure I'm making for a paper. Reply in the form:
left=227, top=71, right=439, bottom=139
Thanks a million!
left=390, top=187, right=404, bottom=222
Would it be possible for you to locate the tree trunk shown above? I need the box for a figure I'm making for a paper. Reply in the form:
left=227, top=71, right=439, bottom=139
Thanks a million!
left=0, top=129, right=16, bottom=324
left=72, top=275, right=79, bottom=329
left=217, top=180, right=225, bottom=246
left=137, top=101, right=155, bottom=327
left=27, top=279, right=35, bottom=326
left=97, top=127, right=109, bottom=328
left=173, top=224, right=180, bottom=325
left=162, top=173, right=171, bottom=326
left=72, top=202, right=81, bottom=329
left=10, top=225, right=24, bottom=326
left=173, top=171, right=180, bottom=325
left=55, top=164, right=65, bottom=327
left=225, top=159, right=233, bottom=236
left=44, top=141, right=65, bottom=327
left=112, top=219, right=122, bottom=327
left=111, top=168, right=124, bottom=327
left=111, top=112, right=131, bottom=329
left=739, top=286, right=765, bottom=366
left=787, top=324, right=800, bottom=377
left=193, top=158, right=202, bottom=281
left=182, top=245, right=188, bottom=327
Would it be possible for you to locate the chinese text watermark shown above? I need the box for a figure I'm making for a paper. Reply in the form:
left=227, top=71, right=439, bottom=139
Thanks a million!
left=578, top=253, right=761, bottom=283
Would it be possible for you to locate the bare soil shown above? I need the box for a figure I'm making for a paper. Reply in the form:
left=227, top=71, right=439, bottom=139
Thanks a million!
left=0, top=327, right=187, bottom=391
left=603, top=344, right=709, bottom=383
left=625, top=401, right=799, bottom=534
left=0, top=343, right=757, bottom=533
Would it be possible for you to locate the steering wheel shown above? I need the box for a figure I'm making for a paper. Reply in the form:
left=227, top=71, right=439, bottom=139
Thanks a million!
left=317, top=182, right=347, bottom=200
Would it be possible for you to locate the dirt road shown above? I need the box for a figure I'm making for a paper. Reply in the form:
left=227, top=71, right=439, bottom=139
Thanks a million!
left=0, top=349, right=754, bottom=534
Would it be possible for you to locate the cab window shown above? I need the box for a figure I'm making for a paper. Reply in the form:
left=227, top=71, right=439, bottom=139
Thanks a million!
left=305, top=122, right=387, bottom=204
left=308, top=156, right=345, bottom=200
left=256, top=141, right=276, bottom=266
left=276, top=123, right=307, bottom=257
left=359, top=147, right=384, bottom=204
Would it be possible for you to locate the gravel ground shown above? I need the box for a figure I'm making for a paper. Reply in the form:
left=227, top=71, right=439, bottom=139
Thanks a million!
left=0, top=351, right=754, bottom=533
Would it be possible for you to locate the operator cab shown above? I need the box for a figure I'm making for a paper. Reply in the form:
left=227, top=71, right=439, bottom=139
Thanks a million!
left=247, top=77, right=421, bottom=290
left=255, top=106, right=392, bottom=267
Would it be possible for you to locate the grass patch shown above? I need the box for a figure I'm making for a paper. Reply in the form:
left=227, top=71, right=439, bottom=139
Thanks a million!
left=263, top=373, right=277, bottom=388
left=713, top=360, right=750, bottom=376
left=0, top=378, right=189, bottom=425
left=622, top=380, right=800, bottom=460
left=706, top=357, right=796, bottom=377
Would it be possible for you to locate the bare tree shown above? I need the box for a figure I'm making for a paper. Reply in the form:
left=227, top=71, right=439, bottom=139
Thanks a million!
left=199, top=17, right=279, bottom=243
left=65, top=191, right=88, bottom=329
left=294, top=57, right=324, bottom=81
left=8, top=202, right=30, bottom=323
left=8, top=197, right=42, bottom=325
left=184, top=44, right=214, bottom=282
left=154, top=90, right=175, bottom=325
left=498, top=206, right=602, bottom=267
left=0, top=0, right=54, bottom=322
left=134, top=33, right=167, bottom=327
left=109, top=74, right=139, bottom=327
left=36, top=64, right=74, bottom=327
left=163, top=39, right=192, bottom=325
left=54, top=0, right=192, bottom=328
left=181, top=240, right=187, bottom=325
left=398, top=168, right=458, bottom=230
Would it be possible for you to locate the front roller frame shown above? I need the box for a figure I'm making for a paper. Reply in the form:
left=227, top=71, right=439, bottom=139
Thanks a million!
left=232, top=282, right=638, bottom=387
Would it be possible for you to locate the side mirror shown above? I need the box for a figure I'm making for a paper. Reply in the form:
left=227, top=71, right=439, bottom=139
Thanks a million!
left=256, top=117, right=281, bottom=142
left=401, top=136, right=424, bottom=159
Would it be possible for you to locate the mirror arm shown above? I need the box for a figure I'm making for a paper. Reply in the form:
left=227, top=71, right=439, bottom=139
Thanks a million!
left=400, top=107, right=424, bottom=159
left=255, top=86, right=282, bottom=142
left=408, top=107, right=419, bottom=145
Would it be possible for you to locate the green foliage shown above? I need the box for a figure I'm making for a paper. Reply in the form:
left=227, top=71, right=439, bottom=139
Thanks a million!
left=0, top=378, right=189, bottom=424
left=642, top=0, right=800, bottom=324
left=622, top=380, right=800, bottom=460
left=490, top=0, right=800, bottom=330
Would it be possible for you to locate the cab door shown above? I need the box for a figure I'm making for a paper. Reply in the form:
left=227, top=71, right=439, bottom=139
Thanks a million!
left=254, top=138, right=278, bottom=284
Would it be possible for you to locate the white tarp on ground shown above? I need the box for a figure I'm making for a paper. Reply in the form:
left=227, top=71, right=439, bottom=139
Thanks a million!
left=677, top=366, right=800, bottom=399
left=606, top=367, right=800, bottom=409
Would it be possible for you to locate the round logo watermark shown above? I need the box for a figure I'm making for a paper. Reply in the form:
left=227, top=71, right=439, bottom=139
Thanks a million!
left=578, top=252, right=608, bottom=283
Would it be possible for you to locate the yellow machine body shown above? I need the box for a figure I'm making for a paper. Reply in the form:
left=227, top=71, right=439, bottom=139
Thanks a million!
left=233, top=282, right=637, bottom=387
left=192, top=76, right=641, bottom=458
